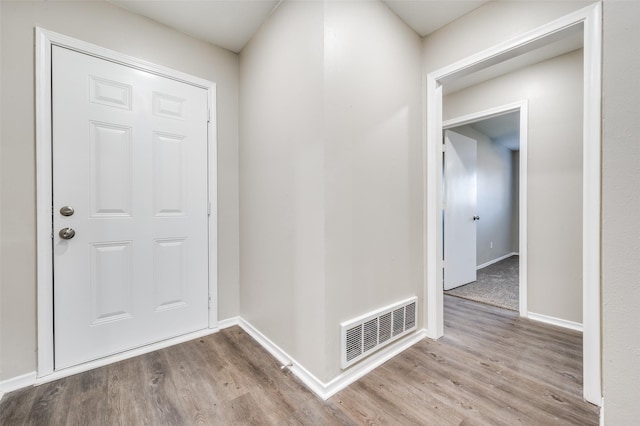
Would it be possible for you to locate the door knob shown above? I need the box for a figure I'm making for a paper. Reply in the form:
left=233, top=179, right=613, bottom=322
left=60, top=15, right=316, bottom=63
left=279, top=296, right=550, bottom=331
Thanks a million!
left=473, top=216, right=480, bottom=221
left=60, top=206, right=75, bottom=216
left=59, top=228, right=76, bottom=240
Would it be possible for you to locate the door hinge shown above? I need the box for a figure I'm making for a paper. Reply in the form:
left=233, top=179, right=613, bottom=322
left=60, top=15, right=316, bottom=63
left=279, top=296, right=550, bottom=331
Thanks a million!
left=208, top=296, right=212, bottom=308
left=207, top=202, right=211, bottom=216
left=207, top=108, right=211, bottom=123
left=441, top=144, right=447, bottom=152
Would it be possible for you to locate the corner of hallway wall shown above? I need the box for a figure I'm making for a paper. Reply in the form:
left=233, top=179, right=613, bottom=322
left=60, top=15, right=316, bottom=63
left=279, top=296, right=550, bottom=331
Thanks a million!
left=239, top=0, right=423, bottom=384
left=0, top=0, right=240, bottom=381
left=601, top=0, right=640, bottom=423
left=238, top=0, right=327, bottom=381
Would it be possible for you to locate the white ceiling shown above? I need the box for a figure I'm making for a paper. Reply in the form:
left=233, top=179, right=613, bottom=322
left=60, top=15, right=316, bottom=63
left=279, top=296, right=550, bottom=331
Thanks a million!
left=468, top=111, right=521, bottom=150
left=382, top=0, right=490, bottom=37
left=108, top=0, right=489, bottom=53
left=108, top=0, right=582, bottom=103
left=109, top=0, right=282, bottom=53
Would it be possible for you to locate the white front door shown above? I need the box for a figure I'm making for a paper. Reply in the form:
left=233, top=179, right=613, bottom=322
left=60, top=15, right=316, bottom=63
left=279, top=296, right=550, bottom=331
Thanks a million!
left=52, top=46, right=209, bottom=369
left=443, top=130, right=478, bottom=290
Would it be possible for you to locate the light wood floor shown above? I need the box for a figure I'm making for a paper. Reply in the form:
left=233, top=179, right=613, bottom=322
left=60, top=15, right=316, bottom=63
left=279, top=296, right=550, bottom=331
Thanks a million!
left=1, top=296, right=598, bottom=425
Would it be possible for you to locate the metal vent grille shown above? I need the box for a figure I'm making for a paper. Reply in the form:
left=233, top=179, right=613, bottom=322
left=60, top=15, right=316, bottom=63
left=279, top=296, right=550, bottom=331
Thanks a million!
left=363, top=319, right=378, bottom=352
left=405, top=302, right=416, bottom=329
left=340, top=297, right=418, bottom=369
left=379, top=312, right=392, bottom=344
left=345, top=326, right=363, bottom=362
left=392, top=308, right=405, bottom=336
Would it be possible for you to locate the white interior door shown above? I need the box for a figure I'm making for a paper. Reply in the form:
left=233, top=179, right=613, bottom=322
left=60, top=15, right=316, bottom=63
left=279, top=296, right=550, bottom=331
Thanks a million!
left=52, top=46, right=209, bottom=369
left=443, top=130, right=478, bottom=290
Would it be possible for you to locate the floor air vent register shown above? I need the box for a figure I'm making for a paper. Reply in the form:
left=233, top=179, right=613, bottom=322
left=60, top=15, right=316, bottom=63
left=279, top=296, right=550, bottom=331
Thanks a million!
left=340, top=297, right=417, bottom=369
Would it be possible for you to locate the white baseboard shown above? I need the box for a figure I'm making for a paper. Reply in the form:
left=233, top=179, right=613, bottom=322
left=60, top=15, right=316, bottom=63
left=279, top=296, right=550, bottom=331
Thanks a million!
left=527, top=311, right=583, bottom=332
left=36, top=327, right=219, bottom=386
left=477, top=252, right=518, bottom=270
left=322, top=328, right=428, bottom=399
left=8, top=317, right=424, bottom=401
left=239, top=318, right=427, bottom=400
left=217, top=316, right=240, bottom=329
left=0, top=371, right=37, bottom=394
left=238, top=318, right=328, bottom=398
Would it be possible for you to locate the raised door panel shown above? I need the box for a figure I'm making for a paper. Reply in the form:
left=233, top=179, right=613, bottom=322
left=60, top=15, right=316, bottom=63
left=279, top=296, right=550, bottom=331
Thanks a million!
left=152, top=91, right=186, bottom=120
left=90, top=122, right=133, bottom=217
left=89, top=76, right=133, bottom=110
left=90, top=242, right=134, bottom=324
left=154, top=238, right=187, bottom=311
left=152, top=132, right=186, bottom=217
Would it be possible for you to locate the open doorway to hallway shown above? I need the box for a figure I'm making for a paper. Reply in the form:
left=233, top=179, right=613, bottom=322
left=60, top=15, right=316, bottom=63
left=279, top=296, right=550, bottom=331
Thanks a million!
left=425, top=5, right=602, bottom=404
left=443, top=112, right=521, bottom=312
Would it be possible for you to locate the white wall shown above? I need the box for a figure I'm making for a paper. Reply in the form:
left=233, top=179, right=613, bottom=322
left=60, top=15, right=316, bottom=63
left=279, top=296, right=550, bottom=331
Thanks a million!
left=239, top=0, right=326, bottom=379
left=602, top=0, right=640, bottom=423
left=442, top=50, right=584, bottom=324
left=0, top=0, right=240, bottom=381
left=449, top=126, right=516, bottom=267
left=239, top=0, right=421, bottom=382
left=322, top=0, right=422, bottom=381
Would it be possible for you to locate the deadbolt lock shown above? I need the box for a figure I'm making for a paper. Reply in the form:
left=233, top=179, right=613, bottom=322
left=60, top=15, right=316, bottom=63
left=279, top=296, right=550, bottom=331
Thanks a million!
left=60, top=206, right=75, bottom=216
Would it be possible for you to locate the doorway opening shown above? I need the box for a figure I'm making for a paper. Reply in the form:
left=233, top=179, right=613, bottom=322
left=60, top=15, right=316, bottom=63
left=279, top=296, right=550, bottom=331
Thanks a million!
left=424, top=4, right=601, bottom=405
left=443, top=109, right=523, bottom=313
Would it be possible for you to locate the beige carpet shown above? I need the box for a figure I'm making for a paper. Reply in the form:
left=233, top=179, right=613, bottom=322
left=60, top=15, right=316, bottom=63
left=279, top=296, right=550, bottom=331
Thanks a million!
left=445, top=255, right=519, bottom=311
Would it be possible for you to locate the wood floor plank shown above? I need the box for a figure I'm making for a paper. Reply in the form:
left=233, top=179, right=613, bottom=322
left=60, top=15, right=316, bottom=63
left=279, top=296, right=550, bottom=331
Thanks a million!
left=223, top=392, right=272, bottom=425
left=104, top=356, right=153, bottom=426
left=443, top=300, right=586, bottom=401
left=0, top=386, right=38, bottom=425
left=0, top=295, right=599, bottom=425
left=170, top=342, right=231, bottom=424
left=28, top=378, right=74, bottom=425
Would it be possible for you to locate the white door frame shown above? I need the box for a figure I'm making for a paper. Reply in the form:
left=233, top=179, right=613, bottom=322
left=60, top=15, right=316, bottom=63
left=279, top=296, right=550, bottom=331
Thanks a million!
left=443, top=101, right=528, bottom=317
left=424, top=4, right=601, bottom=405
left=35, top=28, right=218, bottom=380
